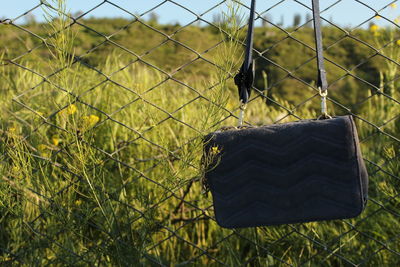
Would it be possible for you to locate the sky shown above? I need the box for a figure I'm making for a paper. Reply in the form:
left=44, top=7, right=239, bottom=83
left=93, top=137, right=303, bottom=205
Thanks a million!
left=1, top=0, right=399, bottom=28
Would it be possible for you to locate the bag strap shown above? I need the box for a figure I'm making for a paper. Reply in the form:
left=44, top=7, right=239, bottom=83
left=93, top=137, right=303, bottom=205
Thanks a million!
left=312, top=0, right=328, bottom=94
left=234, top=0, right=256, bottom=106
left=311, top=0, right=330, bottom=118
left=234, top=0, right=329, bottom=119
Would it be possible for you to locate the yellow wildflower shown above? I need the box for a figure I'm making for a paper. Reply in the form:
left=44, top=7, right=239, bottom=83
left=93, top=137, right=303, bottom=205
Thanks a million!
left=210, top=146, right=221, bottom=155
left=396, top=40, right=400, bottom=46
left=58, top=104, right=77, bottom=116
left=7, top=127, right=17, bottom=134
left=11, top=166, right=20, bottom=174
left=82, top=114, right=100, bottom=128
left=226, top=102, right=234, bottom=111
left=89, top=115, right=100, bottom=125
left=38, top=144, right=47, bottom=151
left=369, top=24, right=380, bottom=37
left=38, top=144, right=50, bottom=157
left=75, top=199, right=82, bottom=206
left=95, top=158, right=104, bottom=165
left=390, top=3, right=397, bottom=9
left=375, top=15, right=381, bottom=20
left=51, top=135, right=61, bottom=146
left=384, top=146, right=396, bottom=159
left=370, top=24, right=379, bottom=32
left=67, top=104, right=77, bottom=115
left=395, top=17, right=400, bottom=24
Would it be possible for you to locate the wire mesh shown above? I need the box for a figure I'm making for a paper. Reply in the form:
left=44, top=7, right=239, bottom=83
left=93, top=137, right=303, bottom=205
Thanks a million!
left=1, top=0, right=399, bottom=266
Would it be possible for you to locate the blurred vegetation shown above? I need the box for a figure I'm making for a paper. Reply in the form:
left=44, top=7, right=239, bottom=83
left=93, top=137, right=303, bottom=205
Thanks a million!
left=0, top=1, right=399, bottom=266
left=1, top=15, right=396, bottom=110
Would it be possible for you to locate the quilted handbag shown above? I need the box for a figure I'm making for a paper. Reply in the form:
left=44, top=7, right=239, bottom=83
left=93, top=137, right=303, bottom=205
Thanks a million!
left=202, top=0, right=368, bottom=228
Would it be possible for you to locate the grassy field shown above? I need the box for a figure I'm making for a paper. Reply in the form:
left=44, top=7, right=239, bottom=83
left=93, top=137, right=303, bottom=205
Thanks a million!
left=1, top=0, right=399, bottom=266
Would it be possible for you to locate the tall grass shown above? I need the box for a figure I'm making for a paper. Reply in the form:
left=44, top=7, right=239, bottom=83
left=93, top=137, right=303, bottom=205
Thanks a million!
left=1, top=0, right=399, bottom=266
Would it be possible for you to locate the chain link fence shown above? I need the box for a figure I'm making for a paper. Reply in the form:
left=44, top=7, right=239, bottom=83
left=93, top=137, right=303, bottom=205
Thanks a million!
left=1, top=0, right=399, bottom=266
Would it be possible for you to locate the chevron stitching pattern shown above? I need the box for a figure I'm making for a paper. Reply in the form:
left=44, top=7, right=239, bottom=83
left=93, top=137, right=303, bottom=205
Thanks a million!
left=212, top=129, right=346, bottom=154
left=211, top=153, right=352, bottom=184
left=224, top=131, right=343, bottom=152
left=211, top=174, right=353, bottom=202
left=221, top=195, right=357, bottom=227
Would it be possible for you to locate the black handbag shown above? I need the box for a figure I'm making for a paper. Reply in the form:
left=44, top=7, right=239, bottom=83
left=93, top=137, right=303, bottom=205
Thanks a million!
left=203, top=0, right=368, bottom=229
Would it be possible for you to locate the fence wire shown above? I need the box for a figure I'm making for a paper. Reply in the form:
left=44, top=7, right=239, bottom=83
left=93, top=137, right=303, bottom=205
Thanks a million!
left=1, top=0, right=400, bottom=266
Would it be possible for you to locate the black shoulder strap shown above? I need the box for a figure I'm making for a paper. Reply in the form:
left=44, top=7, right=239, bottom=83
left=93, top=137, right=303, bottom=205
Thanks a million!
left=312, top=0, right=328, bottom=93
left=234, top=0, right=328, bottom=103
left=234, top=0, right=256, bottom=104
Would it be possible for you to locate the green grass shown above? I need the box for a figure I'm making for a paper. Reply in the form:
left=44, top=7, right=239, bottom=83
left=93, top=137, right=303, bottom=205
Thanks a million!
left=0, top=0, right=399, bottom=266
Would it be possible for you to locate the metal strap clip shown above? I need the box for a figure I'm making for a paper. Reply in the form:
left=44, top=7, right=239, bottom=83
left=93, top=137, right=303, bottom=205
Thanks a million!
left=318, top=87, right=332, bottom=119
left=238, top=101, right=247, bottom=126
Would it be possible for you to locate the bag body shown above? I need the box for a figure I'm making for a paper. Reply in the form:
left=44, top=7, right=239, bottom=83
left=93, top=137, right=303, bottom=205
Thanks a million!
left=203, top=116, right=368, bottom=228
